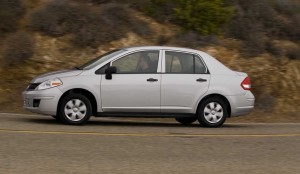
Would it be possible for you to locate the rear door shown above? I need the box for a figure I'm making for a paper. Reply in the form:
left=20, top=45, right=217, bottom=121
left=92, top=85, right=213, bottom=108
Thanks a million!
left=161, top=50, right=210, bottom=113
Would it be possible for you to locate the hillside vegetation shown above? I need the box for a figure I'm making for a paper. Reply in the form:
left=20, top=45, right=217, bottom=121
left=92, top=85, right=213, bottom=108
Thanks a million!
left=0, top=0, right=299, bottom=122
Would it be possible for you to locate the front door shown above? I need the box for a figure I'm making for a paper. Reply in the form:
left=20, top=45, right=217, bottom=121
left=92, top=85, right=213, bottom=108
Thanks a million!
left=101, top=50, right=161, bottom=112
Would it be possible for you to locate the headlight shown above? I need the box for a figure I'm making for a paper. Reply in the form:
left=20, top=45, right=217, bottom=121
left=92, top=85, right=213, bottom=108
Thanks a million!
left=36, top=78, right=63, bottom=90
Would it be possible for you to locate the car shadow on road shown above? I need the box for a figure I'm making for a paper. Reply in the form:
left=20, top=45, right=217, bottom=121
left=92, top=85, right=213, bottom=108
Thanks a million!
left=25, top=117, right=249, bottom=128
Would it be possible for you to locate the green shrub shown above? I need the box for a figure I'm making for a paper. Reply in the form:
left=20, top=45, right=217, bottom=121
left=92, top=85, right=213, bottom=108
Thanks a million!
left=1, top=31, right=35, bottom=66
left=140, top=0, right=234, bottom=35
left=173, top=0, right=234, bottom=35
left=143, top=0, right=177, bottom=22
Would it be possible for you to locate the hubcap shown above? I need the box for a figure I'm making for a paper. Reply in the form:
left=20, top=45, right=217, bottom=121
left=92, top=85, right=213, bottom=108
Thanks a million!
left=203, top=102, right=223, bottom=124
left=64, top=99, right=87, bottom=121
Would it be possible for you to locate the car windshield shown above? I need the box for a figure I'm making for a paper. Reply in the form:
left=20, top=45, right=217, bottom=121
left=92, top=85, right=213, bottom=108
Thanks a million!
left=76, top=49, right=125, bottom=70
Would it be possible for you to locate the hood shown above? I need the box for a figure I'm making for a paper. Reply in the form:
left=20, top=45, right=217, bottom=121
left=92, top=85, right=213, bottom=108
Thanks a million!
left=31, top=69, right=83, bottom=83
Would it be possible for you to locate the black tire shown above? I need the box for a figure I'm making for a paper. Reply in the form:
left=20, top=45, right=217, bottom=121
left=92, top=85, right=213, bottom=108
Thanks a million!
left=175, top=117, right=197, bottom=125
left=58, top=93, right=92, bottom=125
left=51, top=115, right=61, bottom=122
left=197, top=97, right=228, bottom=127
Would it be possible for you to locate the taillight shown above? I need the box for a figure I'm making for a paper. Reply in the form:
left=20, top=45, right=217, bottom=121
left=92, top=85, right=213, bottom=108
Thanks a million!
left=241, top=77, right=251, bottom=90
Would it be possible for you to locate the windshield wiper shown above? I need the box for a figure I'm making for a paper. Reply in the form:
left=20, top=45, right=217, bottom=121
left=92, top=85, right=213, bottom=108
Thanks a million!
left=74, top=67, right=82, bottom=70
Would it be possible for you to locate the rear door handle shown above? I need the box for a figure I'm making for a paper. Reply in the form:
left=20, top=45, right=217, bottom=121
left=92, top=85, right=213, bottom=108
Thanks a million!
left=196, top=78, right=207, bottom=82
left=147, top=78, right=158, bottom=82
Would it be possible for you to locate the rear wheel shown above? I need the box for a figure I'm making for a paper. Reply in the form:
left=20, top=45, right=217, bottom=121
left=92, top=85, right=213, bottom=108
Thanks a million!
left=51, top=115, right=61, bottom=122
left=58, top=93, right=92, bottom=125
left=197, top=97, right=227, bottom=127
left=175, top=117, right=197, bottom=125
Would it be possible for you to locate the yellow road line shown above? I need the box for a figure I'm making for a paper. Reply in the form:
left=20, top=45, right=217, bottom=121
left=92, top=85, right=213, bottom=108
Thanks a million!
left=0, top=129, right=299, bottom=137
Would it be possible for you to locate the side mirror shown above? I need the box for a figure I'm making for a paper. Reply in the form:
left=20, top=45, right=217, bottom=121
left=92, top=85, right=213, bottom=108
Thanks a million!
left=105, top=66, right=117, bottom=80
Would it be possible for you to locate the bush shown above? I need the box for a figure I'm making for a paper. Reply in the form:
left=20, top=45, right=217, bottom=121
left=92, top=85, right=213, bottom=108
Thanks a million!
left=72, top=3, right=151, bottom=47
left=226, top=1, right=279, bottom=56
left=265, top=41, right=282, bottom=57
left=286, top=47, right=300, bottom=60
left=257, top=94, right=276, bottom=111
left=0, top=0, right=25, bottom=35
left=99, top=3, right=151, bottom=35
left=1, top=31, right=35, bottom=66
left=143, top=0, right=177, bottom=22
left=29, top=1, right=151, bottom=47
left=170, top=31, right=218, bottom=48
left=88, top=0, right=110, bottom=4
left=278, top=15, right=300, bottom=41
left=173, top=0, right=234, bottom=35
left=242, top=34, right=266, bottom=57
left=227, top=14, right=266, bottom=56
left=141, top=0, right=234, bottom=35
left=227, top=0, right=300, bottom=55
left=271, top=0, right=300, bottom=41
left=29, top=0, right=83, bottom=36
left=273, top=0, right=300, bottom=16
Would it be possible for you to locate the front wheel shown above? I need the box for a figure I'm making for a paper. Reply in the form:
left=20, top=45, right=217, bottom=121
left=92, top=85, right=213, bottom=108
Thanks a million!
left=58, top=93, right=92, bottom=125
left=197, top=97, right=228, bottom=127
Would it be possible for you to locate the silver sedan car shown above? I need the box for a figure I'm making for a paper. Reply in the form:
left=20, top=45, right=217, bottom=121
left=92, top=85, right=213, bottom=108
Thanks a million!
left=23, top=46, right=255, bottom=127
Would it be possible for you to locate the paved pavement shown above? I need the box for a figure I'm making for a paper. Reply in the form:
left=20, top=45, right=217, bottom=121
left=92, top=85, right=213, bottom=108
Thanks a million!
left=0, top=113, right=299, bottom=174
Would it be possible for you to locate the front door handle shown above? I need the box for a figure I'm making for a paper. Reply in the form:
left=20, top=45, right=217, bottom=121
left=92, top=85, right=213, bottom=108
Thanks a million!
left=147, top=78, right=158, bottom=82
left=196, top=78, right=207, bottom=82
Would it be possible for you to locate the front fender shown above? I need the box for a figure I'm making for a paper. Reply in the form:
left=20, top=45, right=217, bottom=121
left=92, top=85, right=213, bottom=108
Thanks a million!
left=58, top=75, right=102, bottom=112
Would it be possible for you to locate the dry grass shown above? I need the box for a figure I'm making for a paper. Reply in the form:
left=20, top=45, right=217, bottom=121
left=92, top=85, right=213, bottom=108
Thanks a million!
left=202, top=39, right=300, bottom=118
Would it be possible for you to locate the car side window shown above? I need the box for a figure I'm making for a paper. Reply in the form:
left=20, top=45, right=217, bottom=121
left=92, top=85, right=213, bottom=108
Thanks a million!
left=165, top=55, right=182, bottom=73
left=165, top=51, right=207, bottom=74
left=195, top=55, right=207, bottom=74
left=112, top=51, right=159, bottom=74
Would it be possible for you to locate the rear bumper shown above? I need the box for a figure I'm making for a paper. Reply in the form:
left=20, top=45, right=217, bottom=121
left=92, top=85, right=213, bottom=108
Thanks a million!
left=22, top=87, right=63, bottom=116
left=227, top=91, right=255, bottom=117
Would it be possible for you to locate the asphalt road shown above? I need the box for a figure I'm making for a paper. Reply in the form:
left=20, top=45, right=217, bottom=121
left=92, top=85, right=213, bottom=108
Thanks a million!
left=0, top=113, right=299, bottom=174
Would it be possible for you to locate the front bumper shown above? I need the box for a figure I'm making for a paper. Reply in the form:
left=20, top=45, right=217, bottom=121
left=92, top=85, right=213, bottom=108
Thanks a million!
left=22, top=87, right=63, bottom=115
left=227, top=91, right=255, bottom=117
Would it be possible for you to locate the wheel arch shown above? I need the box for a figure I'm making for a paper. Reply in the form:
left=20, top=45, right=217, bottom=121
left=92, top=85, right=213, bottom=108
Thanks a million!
left=196, top=93, right=231, bottom=117
left=57, top=88, right=98, bottom=116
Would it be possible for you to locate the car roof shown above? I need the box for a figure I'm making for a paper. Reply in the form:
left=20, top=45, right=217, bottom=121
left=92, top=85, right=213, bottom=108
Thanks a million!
left=123, top=46, right=205, bottom=54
